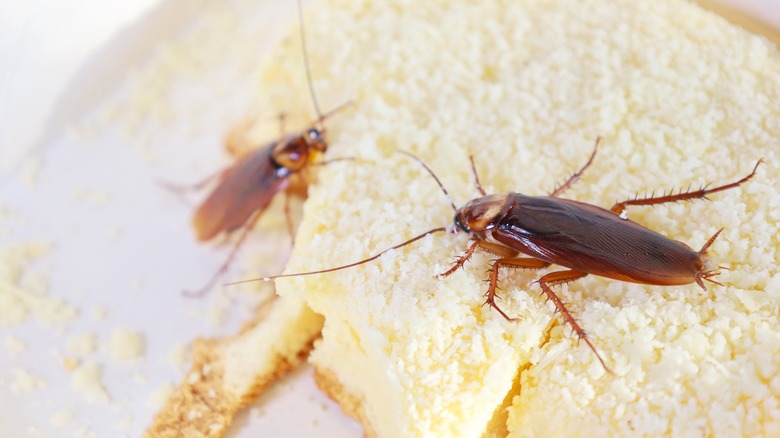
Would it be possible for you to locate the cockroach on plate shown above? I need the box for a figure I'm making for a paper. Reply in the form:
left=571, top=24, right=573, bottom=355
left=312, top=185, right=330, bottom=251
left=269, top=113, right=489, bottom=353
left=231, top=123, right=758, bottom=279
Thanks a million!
left=168, top=1, right=350, bottom=297
left=252, top=139, right=763, bottom=371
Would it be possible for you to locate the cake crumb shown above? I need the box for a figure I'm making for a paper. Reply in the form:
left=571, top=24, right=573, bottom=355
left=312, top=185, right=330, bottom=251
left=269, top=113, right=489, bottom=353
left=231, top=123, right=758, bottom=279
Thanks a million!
left=10, top=368, right=47, bottom=393
left=147, top=381, right=176, bottom=408
left=26, top=426, right=40, bottom=436
left=118, top=416, right=134, bottom=430
left=167, top=342, right=190, bottom=370
left=73, top=425, right=94, bottom=438
left=0, top=242, right=78, bottom=328
left=67, top=333, right=97, bottom=356
left=131, top=370, right=148, bottom=384
left=5, top=336, right=26, bottom=357
left=91, top=306, right=107, bottom=321
left=105, top=225, right=123, bottom=239
left=50, top=408, right=76, bottom=428
left=109, top=328, right=146, bottom=361
left=62, top=357, right=80, bottom=372
left=69, top=187, right=110, bottom=205
left=71, top=362, right=110, bottom=403
left=20, top=156, right=42, bottom=187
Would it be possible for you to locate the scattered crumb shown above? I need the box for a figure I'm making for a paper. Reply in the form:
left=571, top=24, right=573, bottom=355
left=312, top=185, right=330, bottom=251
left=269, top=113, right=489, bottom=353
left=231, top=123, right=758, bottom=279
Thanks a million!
left=147, top=381, right=176, bottom=408
left=132, top=370, right=148, bottom=384
left=205, top=290, right=237, bottom=328
left=69, top=187, right=111, bottom=205
left=20, top=156, right=42, bottom=187
left=5, top=335, right=26, bottom=357
left=91, top=306, right=108, bottom=321
left=109, top=329, right=146, bottom=361
left=50, top=408, right=76, bottom=428
left=62, top=357, right=80, bottom=372
left=105, top=225, right=123, bottom=239
left=250, top=407, right=264, bottom=417
left=71, top=362, right=110, bottom=404
left=67, top=333, right=97, bottom=356
left=118, top=416, right=134, bottom=430
left=0, top=243, right=78, bottom=328
left=132, top=278, right=144, bottom=291
left=73, top=425, right=94, bottom=438
left=26, top=426, right=40, bottom=436
left=166, top=342, right=190, bottom=370
left=10, top=368, right=47, bottom=393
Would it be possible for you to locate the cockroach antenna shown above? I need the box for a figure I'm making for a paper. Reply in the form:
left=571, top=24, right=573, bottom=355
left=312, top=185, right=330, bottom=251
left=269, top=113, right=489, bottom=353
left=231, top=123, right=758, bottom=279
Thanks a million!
left=297, top=0, right=324, bottom=130
left=225, top=226, right=448, bottom=284
left=397, top=150, right=458, bottom=213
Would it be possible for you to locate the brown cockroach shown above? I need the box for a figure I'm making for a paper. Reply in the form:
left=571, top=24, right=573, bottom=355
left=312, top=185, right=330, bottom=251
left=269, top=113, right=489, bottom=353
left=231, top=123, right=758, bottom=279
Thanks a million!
left=173, top=1, right=350, bottom=296
left=252, top=140, right=763, bottom=371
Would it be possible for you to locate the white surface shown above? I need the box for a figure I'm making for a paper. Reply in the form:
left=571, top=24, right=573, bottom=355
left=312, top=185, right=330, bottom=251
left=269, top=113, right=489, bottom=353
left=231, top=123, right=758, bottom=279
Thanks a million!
left=0, top=0, right=361, bottom=437
left=0, top=1, right=777, bottom=437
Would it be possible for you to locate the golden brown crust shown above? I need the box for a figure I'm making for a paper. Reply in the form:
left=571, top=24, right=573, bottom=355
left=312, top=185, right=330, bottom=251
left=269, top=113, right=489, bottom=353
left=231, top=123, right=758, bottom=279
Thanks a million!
left=145, top=299, right=319, bottom=438
left=313, top=367, right=375, bottom=438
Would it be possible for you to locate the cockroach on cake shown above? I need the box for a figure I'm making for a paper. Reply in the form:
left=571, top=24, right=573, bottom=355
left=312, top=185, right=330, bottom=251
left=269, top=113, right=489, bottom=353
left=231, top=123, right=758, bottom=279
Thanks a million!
left=164, top=0, right=350, bottom=297
left=250, top=139, right=763, bottom=371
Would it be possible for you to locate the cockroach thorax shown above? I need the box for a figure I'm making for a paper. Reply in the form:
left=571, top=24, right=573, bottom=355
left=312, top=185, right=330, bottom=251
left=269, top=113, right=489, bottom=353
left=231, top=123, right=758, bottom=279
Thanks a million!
left=455, top=193, right=513, bottom=233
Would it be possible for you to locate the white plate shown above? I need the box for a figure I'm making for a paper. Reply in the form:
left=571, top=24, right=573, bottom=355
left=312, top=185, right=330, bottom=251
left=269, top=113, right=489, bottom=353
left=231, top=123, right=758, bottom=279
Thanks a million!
left=0, top=1, right=777, bottom=437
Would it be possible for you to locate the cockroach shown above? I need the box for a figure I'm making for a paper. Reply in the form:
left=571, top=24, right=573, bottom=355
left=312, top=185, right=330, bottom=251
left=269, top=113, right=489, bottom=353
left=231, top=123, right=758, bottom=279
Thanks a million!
left=172, top=0, right=350, bottom=296
left=250, top=140, right=763, bottom=371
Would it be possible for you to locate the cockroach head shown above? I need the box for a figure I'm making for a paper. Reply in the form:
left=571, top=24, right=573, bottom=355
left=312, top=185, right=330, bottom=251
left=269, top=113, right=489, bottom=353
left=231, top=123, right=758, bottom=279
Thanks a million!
left=305, top=127, right=327, bottom=152
left=454, top=194, right=511, bottom=234
left=273, top=136, right=311, bottom=172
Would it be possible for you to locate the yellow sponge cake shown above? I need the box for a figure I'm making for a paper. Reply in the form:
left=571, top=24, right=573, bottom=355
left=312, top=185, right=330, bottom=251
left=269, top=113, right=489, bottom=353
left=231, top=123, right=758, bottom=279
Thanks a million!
left=265, top=0, right=780, bottom=436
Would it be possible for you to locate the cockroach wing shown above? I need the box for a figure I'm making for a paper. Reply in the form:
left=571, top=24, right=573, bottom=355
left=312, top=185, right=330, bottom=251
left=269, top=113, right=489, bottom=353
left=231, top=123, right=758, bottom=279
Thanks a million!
left=494, top=195, right=701, bottom=286
left=193, top=146, right=289, bottom=241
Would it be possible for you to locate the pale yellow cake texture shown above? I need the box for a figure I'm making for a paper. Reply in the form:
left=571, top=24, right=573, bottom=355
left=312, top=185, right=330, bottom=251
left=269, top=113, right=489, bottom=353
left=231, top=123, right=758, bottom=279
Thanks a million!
left=260, top=0, right=780, bottom=436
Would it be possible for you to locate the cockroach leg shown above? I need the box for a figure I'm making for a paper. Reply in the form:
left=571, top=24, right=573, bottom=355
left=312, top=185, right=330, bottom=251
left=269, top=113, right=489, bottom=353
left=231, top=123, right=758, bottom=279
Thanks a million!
left=549, top=137, right=600, bottom=197
left=536, top=270, right=612, bottom=373
left=439, top=240, right=517, bottom=277
left=439, top=241, right=480, bottom=277
left=468, top=156, right=487, bottom=196
left=184, top=207, right=265, bottom=297
left=484, top=257, right=551, bottom=321
left=699, top=227, right=724, bottom=254
left=611, top=159, right=763, bottom=216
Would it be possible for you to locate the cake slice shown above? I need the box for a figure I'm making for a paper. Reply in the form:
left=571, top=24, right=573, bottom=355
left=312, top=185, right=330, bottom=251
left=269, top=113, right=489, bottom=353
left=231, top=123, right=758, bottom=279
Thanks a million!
left=145, top=296, right=322, bottom=437
left=268, top=0, right=780, bottom=436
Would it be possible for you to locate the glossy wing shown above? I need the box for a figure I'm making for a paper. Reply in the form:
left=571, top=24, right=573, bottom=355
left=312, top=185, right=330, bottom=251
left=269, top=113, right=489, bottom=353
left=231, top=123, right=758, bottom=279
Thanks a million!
left=193, top=146, right=289, bottom=241
left=494, top=195, right=700, bottom=285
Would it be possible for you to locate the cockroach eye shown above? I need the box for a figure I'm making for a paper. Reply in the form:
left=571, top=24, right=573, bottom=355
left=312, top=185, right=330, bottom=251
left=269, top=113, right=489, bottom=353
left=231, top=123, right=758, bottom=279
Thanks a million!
left=307, top=128, right=321, bottom=141
left=454, top=214, right=470, bottom=233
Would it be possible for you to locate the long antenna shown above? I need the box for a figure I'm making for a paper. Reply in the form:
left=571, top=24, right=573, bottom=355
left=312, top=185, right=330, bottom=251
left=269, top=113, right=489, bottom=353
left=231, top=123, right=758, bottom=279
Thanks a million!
left=297, top=0, right=323, bottom=127
left=226, top=226, right=447, bottom=284
left=398, top=150, right=458, bottom=213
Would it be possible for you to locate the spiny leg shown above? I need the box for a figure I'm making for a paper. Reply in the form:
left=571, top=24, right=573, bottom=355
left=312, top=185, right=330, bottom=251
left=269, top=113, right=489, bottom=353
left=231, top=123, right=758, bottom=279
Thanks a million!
left=537, top=270, right=612, bottom=373
left=611, top=159, right=763, bottom=216
left=549, top=137, right=600, bottom=197
left=484, top=257, right=551, bottom=320
left=468, top=156, right=487, bottom=196
left=439, top=240, right=519, bottom=278
left=184, top=206, right=266, bottom=297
